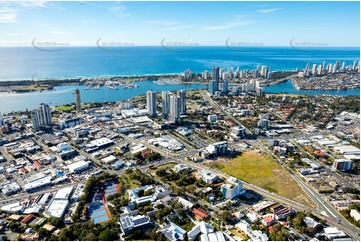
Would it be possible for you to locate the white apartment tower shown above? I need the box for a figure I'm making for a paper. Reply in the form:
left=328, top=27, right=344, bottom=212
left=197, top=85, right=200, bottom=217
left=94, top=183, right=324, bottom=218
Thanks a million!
left=146, top=91, right=157, bottom=117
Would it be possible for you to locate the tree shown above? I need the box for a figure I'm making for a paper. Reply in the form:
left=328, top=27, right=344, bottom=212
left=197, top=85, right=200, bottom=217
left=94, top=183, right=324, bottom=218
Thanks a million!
left=138, top=189, right=145, bottom=197
left=219, top=210, right=233, bottom=224
left=292, top=212, right=306, bottom=232
left=83, top=232, right=97, bottom=241
left=98, top=227, right=118, bottom=241
left=49, top=218, right=64, bottom=228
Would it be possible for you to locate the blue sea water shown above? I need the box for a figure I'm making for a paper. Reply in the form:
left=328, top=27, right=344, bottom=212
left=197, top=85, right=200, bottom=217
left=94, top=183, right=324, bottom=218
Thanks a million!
left=0, top=46, right=359, bottom=80
left=0, top=46, right=359, bottom=113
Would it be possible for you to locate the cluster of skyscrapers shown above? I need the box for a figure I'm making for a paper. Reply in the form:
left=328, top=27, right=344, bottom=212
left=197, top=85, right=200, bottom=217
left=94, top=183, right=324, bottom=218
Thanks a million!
left=202, top=65, right=273, bottom=81
left=300, top=60, right=360, bottom=77
left=146, top=90, right=187, bottom=124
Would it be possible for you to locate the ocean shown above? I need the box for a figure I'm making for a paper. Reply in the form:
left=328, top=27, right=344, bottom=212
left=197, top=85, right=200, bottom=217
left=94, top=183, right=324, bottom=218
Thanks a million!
left=0, top=46, right=359, bottom=80
left=0, top=46, right=359, bottom=113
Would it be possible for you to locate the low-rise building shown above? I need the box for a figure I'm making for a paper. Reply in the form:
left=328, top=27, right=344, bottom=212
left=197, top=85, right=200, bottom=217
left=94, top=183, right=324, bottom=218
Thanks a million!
left=45, top=186, right=74, bottom=218
left=67, top=160, right=91, bottom=173
left=262, top=216, right=275, bottom=227
left=198, top=170, right=219, bottom=184
left=192, top=208, right=209, bottom=221
left=206, top=141, right=228, bottom=156
left=252, top=201, right=277, bottom=213
left=323, top=227, right=347, bottom=240
left=173, top=164, right=190, bottom=173
left=271, top=204, right=294, bottom=220
left=332, top=159, right=353, bottom=171
left=101, top=155, right=117, bottom=165
left=1, top=202, right=24, bottom=213
left=303, top=216, right=322, bottom=230
left=177, top=197, right=194, bottom=209
left=236, top=221, right=268, bottom=241
left=127, top=185, right=171, bottom=204
left=1, top=182, right=21, bottom=195
left=230, top=126, right=246, bottom=140
left=23, top=176, right=52, bottom=193
left=187, top=221, right=215, bottom=241
left=120, top=212, right=151, bottom=235
left=160, top=222, right=186, bottom=241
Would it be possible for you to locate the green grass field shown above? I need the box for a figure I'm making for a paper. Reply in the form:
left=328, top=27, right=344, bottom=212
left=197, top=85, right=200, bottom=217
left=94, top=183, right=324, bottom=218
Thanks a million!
left=54, top=105, right=73, bottom=112
left=206, top=150, right=316, bottom=207
left=121, top=174, right=141, bottom=189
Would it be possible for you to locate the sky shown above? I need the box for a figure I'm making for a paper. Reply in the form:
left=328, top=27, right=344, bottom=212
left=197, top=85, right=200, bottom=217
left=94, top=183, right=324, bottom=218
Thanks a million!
left=0, top=1, right=360, bottom=47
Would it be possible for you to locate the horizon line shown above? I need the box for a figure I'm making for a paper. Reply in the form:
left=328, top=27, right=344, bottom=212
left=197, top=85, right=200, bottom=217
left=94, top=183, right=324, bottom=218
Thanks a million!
left=0, top=45, right=360, bottom=48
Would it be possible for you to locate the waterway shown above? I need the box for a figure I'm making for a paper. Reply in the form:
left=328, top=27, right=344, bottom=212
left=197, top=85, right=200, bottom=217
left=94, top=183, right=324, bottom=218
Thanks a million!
left=0, top=80, right=359, bottom=114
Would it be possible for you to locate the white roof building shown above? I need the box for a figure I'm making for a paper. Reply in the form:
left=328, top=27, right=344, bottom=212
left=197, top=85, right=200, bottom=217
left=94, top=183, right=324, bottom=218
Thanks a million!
left=160, top=222, right=187, bottom=241
left=323, top=227, right=346, bottom=240
left=303, top=216, right=321, bottom=229
left=1, top=182, right=21, bottom=195
left=53, top=186, right=74, bottom=200
left=221, top=176, right=245, bottom=199
left=23, top=206, right=41, bottom=215
left=71, top=184, right=85, bottom=202
left=173, top=164, right=189, bottom=173
left=67, top=160, right=91, bottom=173
left=1, top=202, right=24, bottom=214
left=131, top=144, right=148, bottom=155
left=177, top=197, right=194, bottom=209
left=333, top=145, right=360, bottom=155
left=199, top=170, right=219, bottom=184
left=101, top=155, right=117, bottom=164
left=90, top=138, right=114, bottom=148
left=45, top=200, right=69, bottom=218
left=236, top=221, right=268, bottom=241
left=187, top=221, right=215, bottom=241
left=23, top=176, right=52, bottom=192
left=127, top=185, right=171, bottom=204
left=246, top=212, right=260, bottom=223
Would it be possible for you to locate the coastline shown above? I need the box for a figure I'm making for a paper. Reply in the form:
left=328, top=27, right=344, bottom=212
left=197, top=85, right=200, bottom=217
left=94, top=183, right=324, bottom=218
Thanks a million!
left=0, top=71, right=360, bottom=93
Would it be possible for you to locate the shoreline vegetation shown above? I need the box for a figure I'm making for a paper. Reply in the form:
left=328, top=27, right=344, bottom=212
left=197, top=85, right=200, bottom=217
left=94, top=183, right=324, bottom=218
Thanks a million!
left=0, top=70, right=359, bottom=93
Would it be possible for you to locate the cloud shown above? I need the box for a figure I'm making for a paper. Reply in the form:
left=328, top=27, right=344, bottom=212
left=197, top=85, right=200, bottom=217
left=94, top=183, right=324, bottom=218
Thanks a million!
left=15, top=1, right=48, bottom=8
left=49, top=31, right=73, bottom=35
left=0, top=7, right=18, bottom=23
left=80, top=2, right=130, bottom=17
left=3, top=32, right=26, bottom=37
left=256, top=8, right=281, bottom=14
left=203, top=17, right=252, bottom=30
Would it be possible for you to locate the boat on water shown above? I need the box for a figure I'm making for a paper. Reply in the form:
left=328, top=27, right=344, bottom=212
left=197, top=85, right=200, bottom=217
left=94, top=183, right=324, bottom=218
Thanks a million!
left=106, top=85, right=118, bottom=90
left=84, top=86, right=91, bottom=90
left=93, top=85, right=100, bottom=90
